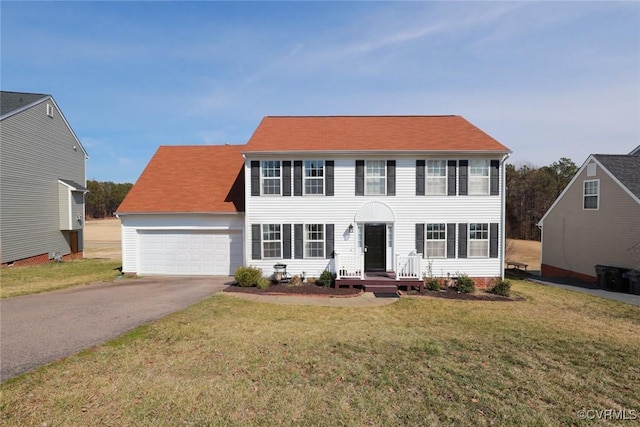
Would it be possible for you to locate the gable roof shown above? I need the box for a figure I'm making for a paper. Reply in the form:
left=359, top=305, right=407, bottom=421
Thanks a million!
left=0, top=90, right=89, bottom=158
left=539, top=152, right=640, bottom=226
left=244, top=115, right=511, bottom=154
left=0, top=91, right=50, bottom=117
left=116, top=144, right=245, bottom=214
left=593, top=154, right=640, bottom=199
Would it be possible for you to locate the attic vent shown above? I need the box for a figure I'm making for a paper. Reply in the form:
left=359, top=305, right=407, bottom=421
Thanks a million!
left=587, top=163, right=596, bottom=177
left=46, top=103, right=54, bottom=118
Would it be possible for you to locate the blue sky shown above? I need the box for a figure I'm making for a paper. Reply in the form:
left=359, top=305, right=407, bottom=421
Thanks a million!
left=2, top=1, right=639, bottom=183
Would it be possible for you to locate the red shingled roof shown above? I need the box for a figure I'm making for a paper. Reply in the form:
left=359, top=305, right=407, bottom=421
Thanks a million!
left=245, top=116, right=510, bottom=153
left=116, top=145, right=245, bottom=214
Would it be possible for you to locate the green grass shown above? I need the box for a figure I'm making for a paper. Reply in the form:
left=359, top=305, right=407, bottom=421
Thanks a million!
left=0, top=259, right=122, bottom=298
left=1, top=281, right=639, bottom=426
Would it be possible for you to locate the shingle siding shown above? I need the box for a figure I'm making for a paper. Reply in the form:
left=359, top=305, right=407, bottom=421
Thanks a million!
left=0, top=100, right=86, bottom=263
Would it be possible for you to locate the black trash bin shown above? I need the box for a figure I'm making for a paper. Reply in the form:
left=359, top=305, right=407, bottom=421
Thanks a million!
left=628, top=270, right=640, bottom=295
left=595, top=265, right=608, bottom=289
left=608, top=266, right=630, bottom=293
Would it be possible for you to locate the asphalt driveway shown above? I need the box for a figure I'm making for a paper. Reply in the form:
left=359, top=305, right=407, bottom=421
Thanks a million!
left=0, top=276, right=230, bottom=381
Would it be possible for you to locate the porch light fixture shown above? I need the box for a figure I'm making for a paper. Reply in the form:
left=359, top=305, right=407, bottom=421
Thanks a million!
left=348, top=224, right=354, bottom=234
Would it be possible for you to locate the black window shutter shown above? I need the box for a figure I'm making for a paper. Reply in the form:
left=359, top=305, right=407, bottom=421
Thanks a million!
left=282, top=161, right=292, bottom=197
left=489, top=223, right=499, bottom=258
left=416, top=160, right=425, bottom=196
left=447, top=223, right=456, bottom=259
left=294, top=161, right=303, bottom=196
left=251, top=224, right=261, bottom=259
left=355, top=160, right=365, bottom=196
left=415, top=223, right=424, bottom=256
left=459, top=160, right=468, bottom=196
left=325, top=224, right=335, bottom=259
left=294, top=224, right=303, bottom=259
left=387, top=160, right=396, bottom=196
left=458, top=223, right=468, bottom=258
left=447, top=160, right=457, bottom=196
left=283, top=224, right=292, bottom=259
left=325, top=161, right=334, bottom=196
left=490, top=160, right=500, bottom=196
left=251, top=161, right=260, bottom=196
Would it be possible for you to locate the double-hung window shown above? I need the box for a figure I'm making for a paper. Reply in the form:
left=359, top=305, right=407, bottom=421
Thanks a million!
left=469, top=160, right=490, bottom=195
left=261, top=161, right=281, bottom=195
left=469, top=223, right=489, bottom=257
left=262, top=224, right=282, bottom=258
left=365, top=160, right=386, bottom=195
left=426, top=160, right=447, bottom=195
left=583, top=180, right=599, bottom=209
left=304, top=160, right=324, bottom=195
left=305, top=224, right=325, bottom=258
left=426, top=223, right=446, bottom=258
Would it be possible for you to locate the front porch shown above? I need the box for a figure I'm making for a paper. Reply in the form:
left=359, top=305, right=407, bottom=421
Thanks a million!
left=335, top=272, right=424, bottom=294
left=334, top=252, right=424, bottom=294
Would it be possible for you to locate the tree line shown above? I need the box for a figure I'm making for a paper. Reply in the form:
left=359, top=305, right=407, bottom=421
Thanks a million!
left=506, top=157, right=578, bottom=241
left=85, top=180, right=133, bottom=219
left=85, top=157, right=579, bottom=240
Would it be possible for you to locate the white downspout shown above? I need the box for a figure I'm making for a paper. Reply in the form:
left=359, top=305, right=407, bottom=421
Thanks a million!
left=501, top=153, right=511, bottom=280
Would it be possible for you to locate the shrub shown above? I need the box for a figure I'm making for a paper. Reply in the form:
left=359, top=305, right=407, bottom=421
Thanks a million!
left=290, top=275, right=302, bottom=286
left=490, top=278, right=511, bottom=297
left=317, top=270, right=335, bottom=287
left=256, top=277, right=271, bottom=290
left=455, top=274, right=475, bottom=293
left=234, top=266, right=264, bottom=287
left=425, top=277, right=441, bottom=291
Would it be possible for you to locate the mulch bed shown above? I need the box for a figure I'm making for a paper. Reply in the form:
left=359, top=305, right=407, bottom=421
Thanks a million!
left=408, top=286, right=524, bottom=302
left=224, top=282, right=523, bottom=301
left=223, top=283, right=362, bottom=296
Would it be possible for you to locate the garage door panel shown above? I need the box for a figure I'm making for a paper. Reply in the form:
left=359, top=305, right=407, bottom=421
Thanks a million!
left=138, top=230, right=242, bottom=276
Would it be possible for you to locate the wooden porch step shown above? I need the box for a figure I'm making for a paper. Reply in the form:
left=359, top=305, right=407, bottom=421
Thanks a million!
left=363, top=283, right=399, bottom=294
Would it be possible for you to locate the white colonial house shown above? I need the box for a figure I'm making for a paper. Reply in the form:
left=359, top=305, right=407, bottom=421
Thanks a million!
left=117, top=115, right=511, bottom=290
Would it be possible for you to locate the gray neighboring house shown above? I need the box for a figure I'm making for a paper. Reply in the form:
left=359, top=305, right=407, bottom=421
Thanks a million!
left=538, top=147, right=640, bottom=281
left=0, top=91, right=89, bottom=266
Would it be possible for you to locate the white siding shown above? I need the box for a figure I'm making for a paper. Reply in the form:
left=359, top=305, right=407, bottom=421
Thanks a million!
left=120, top=213, right=244, bottom=275
left=244, top=156, right=505, bottom=279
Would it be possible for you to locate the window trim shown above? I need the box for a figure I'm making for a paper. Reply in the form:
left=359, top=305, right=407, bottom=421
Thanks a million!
left=262, top=224, right=282, bottom=259
left=304, top=223, right=325, bottom=258
left=365, top=160, right=387, bottom=196
left=425, top=223, right=446, bottom=258
left=468, top=223, right=489, bottom=258
left=425, top=160, right=447, bottom=196
left=261, top=160, right=282, bottom=196
left=583, top=179, right=599, bottom=210
left=469, top=159, right=490, bottom=196
left=303, top=160, right=325, bottom=196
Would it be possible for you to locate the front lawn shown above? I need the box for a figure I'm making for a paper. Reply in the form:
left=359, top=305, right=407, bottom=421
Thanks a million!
left=1, top=281, right=638, bottom=426
left=0, top=259, right=122, bottom=299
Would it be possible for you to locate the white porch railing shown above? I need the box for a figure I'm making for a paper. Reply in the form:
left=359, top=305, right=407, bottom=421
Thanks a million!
left=335, top=252, right=365, bottom=280
left=396, top=252, right=422, bottom=280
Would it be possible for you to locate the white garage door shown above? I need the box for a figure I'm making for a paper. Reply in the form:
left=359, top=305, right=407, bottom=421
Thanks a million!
left=138, top=230, right=242, bottom=275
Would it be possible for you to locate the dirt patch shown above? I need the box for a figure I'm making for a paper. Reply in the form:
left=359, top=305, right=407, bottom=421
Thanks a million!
left=406, top=286, right=524, bottom=302
left=84, top=218, right=121, bottom=261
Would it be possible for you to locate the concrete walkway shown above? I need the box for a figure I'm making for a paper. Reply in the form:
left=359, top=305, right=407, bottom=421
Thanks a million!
left=225, top=291, right=399, bottom=307
left=528, top=276, right=640, bottom=306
